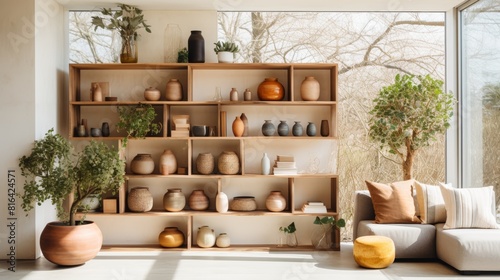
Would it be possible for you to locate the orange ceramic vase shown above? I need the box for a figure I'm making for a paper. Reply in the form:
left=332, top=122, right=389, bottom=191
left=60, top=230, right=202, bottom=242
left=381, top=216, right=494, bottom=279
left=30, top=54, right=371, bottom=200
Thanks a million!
left=257, top=78, right=284, bottom=101
left=232, top=116, right=244, bottom=137
left=158, top=227, right=185, bottom=248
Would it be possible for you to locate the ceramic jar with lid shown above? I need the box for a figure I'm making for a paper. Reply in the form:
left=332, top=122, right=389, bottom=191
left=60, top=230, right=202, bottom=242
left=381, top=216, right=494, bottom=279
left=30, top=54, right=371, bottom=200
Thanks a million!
left=144, top=87, right=161, bottom=101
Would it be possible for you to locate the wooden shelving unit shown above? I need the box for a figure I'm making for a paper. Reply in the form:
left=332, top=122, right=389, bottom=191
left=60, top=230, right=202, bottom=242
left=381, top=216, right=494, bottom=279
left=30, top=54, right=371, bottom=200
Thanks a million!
left=70, top=62, right=340, bottom=251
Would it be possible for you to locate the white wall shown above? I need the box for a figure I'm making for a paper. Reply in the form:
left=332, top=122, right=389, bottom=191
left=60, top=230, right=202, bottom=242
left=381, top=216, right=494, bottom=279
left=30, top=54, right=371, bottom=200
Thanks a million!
left=0, top=0, right=63, bottom=260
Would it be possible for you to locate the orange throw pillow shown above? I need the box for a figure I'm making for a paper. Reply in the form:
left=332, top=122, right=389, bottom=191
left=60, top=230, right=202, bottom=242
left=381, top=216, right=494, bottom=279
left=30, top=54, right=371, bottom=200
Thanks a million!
left=365, top=179, right=421, bottom=224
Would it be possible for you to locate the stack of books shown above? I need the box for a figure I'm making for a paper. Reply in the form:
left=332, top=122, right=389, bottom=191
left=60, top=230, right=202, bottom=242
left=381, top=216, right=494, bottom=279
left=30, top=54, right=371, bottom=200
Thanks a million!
left=301, top=201, right=327, bottom=213
left=273, top=155, right=298, bottom=175
left=171, top=115, right=190, bottom=137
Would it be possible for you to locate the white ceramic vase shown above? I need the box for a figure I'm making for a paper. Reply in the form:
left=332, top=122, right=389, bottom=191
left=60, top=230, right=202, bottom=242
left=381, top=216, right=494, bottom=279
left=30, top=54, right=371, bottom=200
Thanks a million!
left=196, top=226, right=215, bottom=248
left=216, top=191, right=229, bottom=213
left=261, top=153, right=271, bottom=175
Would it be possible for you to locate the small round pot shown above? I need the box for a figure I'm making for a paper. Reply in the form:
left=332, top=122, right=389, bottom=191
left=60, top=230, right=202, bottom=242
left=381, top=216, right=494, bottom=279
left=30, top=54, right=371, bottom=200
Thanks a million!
left=130, top=154, right=155, bottom=175
left=144, top=87, right=161, bottom=101
left=265, top=191, right=286, bottom=212
left=188, top=190, right=209, bottom=211
left=128, top=187, right=153, bottom=212
left=257, top=78, right=284, bottom=101
left=230, top=196, right=257, bottom=211
left=159, top=227, right=185, bottom=248
left=218, top=151, right=240, bottom=175
left=217, top=51, right=234, bottom=63
left=40, top=221, right=102, bottom=266
left=163, top=188, right=186, bottom=212
left=196, top=153, right=214, bottom=175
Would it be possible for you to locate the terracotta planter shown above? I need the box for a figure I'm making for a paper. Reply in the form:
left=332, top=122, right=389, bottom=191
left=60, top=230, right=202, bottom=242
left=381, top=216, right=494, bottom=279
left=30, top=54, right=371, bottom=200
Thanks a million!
left=40, top=221, right=102, bottom=266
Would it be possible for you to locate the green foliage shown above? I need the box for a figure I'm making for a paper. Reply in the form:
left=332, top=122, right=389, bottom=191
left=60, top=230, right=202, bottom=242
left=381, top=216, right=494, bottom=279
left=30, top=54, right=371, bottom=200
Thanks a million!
left=116, top=103, right=162, bottom=147
left=313, top=216, right=346, bottom=228
left=18, top=129, right=125, bottom=226
left=213, top=41, right=240, bottom=53
left=91, top=3, right=151, bottom=40
left=368, top=74, right=455, bottom=179
left=177, top=47, right=188, bottom=63
left=279, top=222, right=296, bottom=233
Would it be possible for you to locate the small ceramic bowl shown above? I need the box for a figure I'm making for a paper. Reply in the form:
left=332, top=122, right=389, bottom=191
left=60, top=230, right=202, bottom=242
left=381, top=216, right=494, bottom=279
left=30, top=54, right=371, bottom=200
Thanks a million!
left=90, top=128, right=102, bottom=137
left=192, top=125, right=207, bottom=137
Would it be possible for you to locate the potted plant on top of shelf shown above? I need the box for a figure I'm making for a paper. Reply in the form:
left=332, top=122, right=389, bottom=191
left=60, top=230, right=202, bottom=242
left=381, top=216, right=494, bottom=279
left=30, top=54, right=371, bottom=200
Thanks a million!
left=91, top=3, right=152, bottom=63
left=18, top=129, right=125, bottom=266
left=116, top=103, right=162, bottom=147
left=311, top=216, right=346, bottom=250
left=213, top=40, right=240, bottom=63
left=368, top=74, right=455, bottom=180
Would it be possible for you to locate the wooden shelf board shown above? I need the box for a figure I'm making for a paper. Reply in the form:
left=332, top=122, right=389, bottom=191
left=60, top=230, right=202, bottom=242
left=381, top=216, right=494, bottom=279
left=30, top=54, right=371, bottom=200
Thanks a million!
left=100, top=244, right=323, bottom=252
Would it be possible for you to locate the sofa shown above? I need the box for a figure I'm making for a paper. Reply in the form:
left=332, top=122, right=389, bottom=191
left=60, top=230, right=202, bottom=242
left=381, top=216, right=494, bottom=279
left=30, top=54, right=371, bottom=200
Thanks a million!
left=353, top=190, right=500, bottom=273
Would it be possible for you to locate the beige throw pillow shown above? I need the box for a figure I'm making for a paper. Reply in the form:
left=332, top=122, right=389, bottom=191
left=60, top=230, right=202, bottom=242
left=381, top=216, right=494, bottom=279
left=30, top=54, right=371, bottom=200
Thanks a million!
left=439, top=183, right=499, bottom=229
left=365, top=179, right=421, bottom=224
left=415, top=181, right=447, bottom=224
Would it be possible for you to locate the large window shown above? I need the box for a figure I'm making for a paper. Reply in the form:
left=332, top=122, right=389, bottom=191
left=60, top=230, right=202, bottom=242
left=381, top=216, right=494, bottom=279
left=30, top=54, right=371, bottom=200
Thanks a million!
left=460, top=0, right=500, bottom=220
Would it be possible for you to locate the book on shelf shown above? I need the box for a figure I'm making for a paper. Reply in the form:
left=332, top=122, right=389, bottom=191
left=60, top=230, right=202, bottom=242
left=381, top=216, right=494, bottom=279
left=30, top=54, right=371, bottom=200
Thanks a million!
left=276, top=161, right=296, bottom=168
left=301, top=203, right=327, bottom=213
left=277, top=155, right=295, bottom=162
left=273, top=167, right=298, bottom=175
left=171, top=130, right=190, bottom=137
left=306, top=201, right=324, bottom=206
left=174, top=123, right=190, bottom=130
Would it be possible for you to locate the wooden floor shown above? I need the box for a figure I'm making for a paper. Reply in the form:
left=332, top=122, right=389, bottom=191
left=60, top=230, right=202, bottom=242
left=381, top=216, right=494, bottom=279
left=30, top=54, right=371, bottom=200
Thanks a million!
left=1, top=243, right=498, bottom=280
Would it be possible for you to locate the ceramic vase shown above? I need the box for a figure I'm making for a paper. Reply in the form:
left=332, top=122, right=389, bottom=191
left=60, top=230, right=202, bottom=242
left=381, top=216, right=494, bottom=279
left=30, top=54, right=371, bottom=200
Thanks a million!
left=216, top=233, right=231, bottom=248
left=188, top=30, right=205, bottom=63
left=262, top=120, right=276, bottom=136
left=189, top=190, right=209, bottom=211
left=244, top=88, right=252, bottom=101
left=130, top=154, right=155, bottom=175
left=292, top=121, right=303, bottom=136
left=165, top=79, right=183, bottom=101
left=277, top=120, right=289, bottom=136
left=216, top=191, right=229, bottom=213
left=300, top=76, right=320, bottom=101
left=257, top=78, right=284, bottom=101
left=240, top=113, right=249, bottom=136
left=158, top=227, right=184, bottom=248
left=196, top=226, right=215, bottom=248
left=218, top=151, right=239, bottom=175
left=196, top=152, right=214, bottom=175
left=306, top=122, right=316, bottom=136
left=265, top=191, right=286, bottom=212
left=230, top=88, right=238, bottom=101
left=128, top=187, right=153, bottom=212
left=159, top=149, right=177, bottom=175
left=91, top=82, right=103, bottom=101
left=261, top=153, right=271, bottom=175
left=320, top=119, right=330, bottom=137
left=232, top=116, right=244, bottom=137
left=144, top=87, right=161, bottom=101
left=163, top=188, right=186, bottom=212
left=101, top=122, right=110, bottom=137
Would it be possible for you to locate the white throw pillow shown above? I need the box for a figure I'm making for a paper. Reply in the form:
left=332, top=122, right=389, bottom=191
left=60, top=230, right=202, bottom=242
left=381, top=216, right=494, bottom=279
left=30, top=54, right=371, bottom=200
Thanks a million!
left=439, top=183, right=499, bottom=229
left=415, top=181, right=446, bottom=224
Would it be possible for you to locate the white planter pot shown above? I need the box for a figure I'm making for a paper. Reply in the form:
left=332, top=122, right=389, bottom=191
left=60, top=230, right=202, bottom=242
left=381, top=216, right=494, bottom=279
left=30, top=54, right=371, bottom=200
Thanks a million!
left=217, top=52, right=234, bottom=63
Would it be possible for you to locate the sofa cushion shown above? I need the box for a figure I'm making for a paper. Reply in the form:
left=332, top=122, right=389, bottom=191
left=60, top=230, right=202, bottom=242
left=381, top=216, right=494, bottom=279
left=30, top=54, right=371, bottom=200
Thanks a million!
left=436, top=223, right=500, bottom=272
left=357, top=220, right=436, bottom=259
left=439, top=184, right=499, bottom=229
left=415, top=181, right=447, bottom=224
left=365, top=179, right=420, bottom=223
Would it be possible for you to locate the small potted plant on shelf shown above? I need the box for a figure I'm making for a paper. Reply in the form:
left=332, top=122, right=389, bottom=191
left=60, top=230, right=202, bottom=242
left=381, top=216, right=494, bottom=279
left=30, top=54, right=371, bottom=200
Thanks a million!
left=279, top=222, right=298, bottom=247
left=91, top=3, right=152, bottom=63
left=177, top=47, right=188, bottom=63
left=116, top=103, right=162, bottom=147
left=18, top=129, right=125, bottom=266
left=311, top=216, right=346, bottom=250
left=213, top=40, right=240, bottom=63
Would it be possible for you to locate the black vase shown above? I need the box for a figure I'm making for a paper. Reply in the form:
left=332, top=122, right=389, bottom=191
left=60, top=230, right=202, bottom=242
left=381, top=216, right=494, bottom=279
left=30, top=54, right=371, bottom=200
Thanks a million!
left=188, top=30, right=205, bottom=63
left=102, top=122, right=110, bottom=137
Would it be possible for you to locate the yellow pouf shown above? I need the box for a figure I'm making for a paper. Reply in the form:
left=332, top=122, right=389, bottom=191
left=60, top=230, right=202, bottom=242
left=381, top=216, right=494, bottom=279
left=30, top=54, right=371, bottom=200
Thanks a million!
left=353, top=235, right=395, bottom=269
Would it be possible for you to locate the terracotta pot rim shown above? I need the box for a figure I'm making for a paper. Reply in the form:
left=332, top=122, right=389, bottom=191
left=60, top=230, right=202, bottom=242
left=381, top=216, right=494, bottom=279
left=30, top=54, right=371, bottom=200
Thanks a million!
left=46, top=220, right=96, bottom=227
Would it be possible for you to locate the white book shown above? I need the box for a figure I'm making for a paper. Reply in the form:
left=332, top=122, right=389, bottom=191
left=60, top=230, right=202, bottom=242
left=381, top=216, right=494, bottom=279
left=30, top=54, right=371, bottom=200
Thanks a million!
left=307, top=201, right=324, bottom=206
left=276, top=161, right=296, bottom=168
left=301, top=205, right=327, bottom=213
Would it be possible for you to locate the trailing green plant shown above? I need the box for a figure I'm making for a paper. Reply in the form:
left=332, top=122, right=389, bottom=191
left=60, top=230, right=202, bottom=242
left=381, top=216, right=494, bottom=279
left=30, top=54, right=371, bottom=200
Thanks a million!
left=368, top=74, right=456, bottom=180
left=279, top=222, right=296, bottom=233
left=116, top=103, right=162, bottom=147
left=91, top=3, right=151, bottom=40
left=313, top=216, right=346, bottom=228
left=18, top=129, right=125, bottom=226
left=177, top=47, right=188, bottom=63
left=213, top=41, right=240, bottom=54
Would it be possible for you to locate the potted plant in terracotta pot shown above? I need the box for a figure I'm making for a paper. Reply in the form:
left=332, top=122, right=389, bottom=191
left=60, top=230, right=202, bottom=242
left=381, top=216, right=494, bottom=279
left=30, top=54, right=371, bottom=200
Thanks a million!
left=18, top=129, right=125, bottom=266
left=213, top=41, right=239, bottom=63
left=91, top=3, right=151, bottom=63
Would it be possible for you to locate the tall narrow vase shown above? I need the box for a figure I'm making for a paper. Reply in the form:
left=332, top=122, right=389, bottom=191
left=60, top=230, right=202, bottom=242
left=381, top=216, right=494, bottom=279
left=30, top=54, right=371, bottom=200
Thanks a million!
left=240, top=113, right=249, bottom=136
left=216, top=191, right=229, bottom=213
left=120, top=35, right=138, bottom=63
left=232, top=116, right=244, bottom=137
left=261, top=153, right=271, bottom=175
left=188, top=30, right=205, bottom=63
left=164, top=24, right=182, bottom=63
left=321, top=120, right=330, bottom=137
